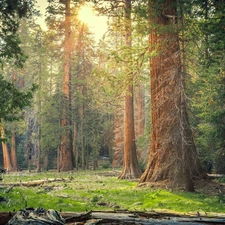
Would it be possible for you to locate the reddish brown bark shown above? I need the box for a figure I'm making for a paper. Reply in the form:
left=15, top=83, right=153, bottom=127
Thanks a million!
left=119, top=86, right=142, bottom=179
left=139, top=0, right=205, bottom=191
left=43, top=152, right=49, bottom=171
left=2, top=142, right=8, bottom=169
left=137, top=85, right=145, bottom=138
left=9, top=73, right=19, bottom=172
left=72, top=121, right=77, bottom=169
left=59, top=0, right=73, bottom=171
left=10, top=130, right=18, bottom=171
left=0, top=124, right=13, bottom=171
left=76, top=23, right=86, bottom=170
left=36, top=126, right=41, bottom=172
left=79, top=96, right=85, bottom=170
left=119, top=0, right=142, bottom=179
left=112, top=110, right=124, bottom=168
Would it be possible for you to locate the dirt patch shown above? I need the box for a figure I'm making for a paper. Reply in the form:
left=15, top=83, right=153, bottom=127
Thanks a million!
left=194, top=178, right=225, bottom=195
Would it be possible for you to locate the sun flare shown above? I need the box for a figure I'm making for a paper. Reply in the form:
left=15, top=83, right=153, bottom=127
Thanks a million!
left=78, top=4, right=108, bottom=41
left=78, top=5, right=96, bottom=24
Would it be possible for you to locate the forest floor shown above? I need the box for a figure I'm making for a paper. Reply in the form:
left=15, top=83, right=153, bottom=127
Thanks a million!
left=1, top=169, right=225, bottom=224
left=194, top=178, right=225, bottom=196
left=138, top=176, right=225, bottom=196
left=99, top=170, right=225, bottom=196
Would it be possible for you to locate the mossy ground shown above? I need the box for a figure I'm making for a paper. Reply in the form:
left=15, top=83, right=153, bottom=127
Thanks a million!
left=0, top=169, right=224, bottom=215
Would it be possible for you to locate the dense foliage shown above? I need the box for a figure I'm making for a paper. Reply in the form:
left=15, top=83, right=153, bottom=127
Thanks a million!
left=0, top=0, right=224, bottom=175
left=0, top=0, right=35, bottom=67
left=0, top=0, right=37, bottom=143
left=185, top=0, right=225, bottom=173
left=0, top=74, right=36, bottom=122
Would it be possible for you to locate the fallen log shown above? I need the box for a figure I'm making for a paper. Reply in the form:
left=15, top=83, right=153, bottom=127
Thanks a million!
left=0, top=178, right=68, bottom=188
left=1, top=210, right=225, bottom=225
left=91, top=211, right=225, bottom=225
left=208, top=173, right=225, bottom=179
left=60, top=211, right=92, bottom=223
left=0, top=211, right=93, bottom=225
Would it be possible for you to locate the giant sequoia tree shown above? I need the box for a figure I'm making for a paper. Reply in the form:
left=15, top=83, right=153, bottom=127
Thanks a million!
left=59, top=0, right=74, bottom=171
left=139, top=0, right=206, bottom=191
left=46, top=0, right=79, bottom=171
left=46, top=0, right=99, bottom=171
left=118, top=0, right=142, bottom=179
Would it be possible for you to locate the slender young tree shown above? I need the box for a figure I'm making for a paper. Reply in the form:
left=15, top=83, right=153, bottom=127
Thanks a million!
left=139, top=0, right=205, bottom=191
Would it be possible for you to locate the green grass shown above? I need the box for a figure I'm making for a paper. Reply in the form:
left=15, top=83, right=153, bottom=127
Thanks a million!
left=0, top=169, right=224, bottom=215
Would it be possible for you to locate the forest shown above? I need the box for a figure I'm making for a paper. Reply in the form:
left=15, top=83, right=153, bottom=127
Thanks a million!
left=0, top=0, right=225, bottom=194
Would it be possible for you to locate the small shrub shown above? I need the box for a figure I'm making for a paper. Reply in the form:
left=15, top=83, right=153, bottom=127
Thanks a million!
left=28, top=164, right=36, bottom=171
left=101, top=162, right=111, bottom=169
left=217, top=176, right=225, bottom=183
left=91, top=195, right=100, bottom=202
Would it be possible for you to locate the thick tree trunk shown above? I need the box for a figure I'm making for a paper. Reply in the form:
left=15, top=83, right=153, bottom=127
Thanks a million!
left=0, top=124, right=13, bottom=171
left=119, top=86, right=142, bottom=179
left=80, top=106, right=85, bottom=170
left=59, top=0, right=73, bottom=171
left=76, top=23, right=86, bottom=171
left=112, top=110, right=124, bottom=168
left=72, top=121, right=77, bottom=169
left=9, top=73, right=18, bottom=172
left=139, top=0, right=205, bottom=191
left=137, top=85, right=145, bottom=138
left=136, top=85, right=145, bottom=160
left=43, top=152, right=49, bottom=171
left=2, top=142, right=12, bottom=170
left=36, top=126, right=41, bottom=172
left=119, top=0, right=142, bottom=179
left=10, top=131, right=18, bottom=171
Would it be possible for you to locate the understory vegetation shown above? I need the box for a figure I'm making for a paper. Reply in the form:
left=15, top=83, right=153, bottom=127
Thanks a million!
left=0, top=169, right=224, bottom=215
